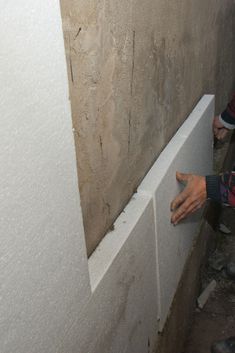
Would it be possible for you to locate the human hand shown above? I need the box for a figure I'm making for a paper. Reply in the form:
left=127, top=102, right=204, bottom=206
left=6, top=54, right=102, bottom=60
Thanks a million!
left=213, top=116, right=229, bottom=140
left=170, top=172, right=206, bottom=225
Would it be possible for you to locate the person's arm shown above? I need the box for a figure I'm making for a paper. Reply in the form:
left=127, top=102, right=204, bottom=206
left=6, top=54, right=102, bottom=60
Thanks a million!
left=214, top=93, right=235, bottom=139
left=220, top=92, right=235, bottom=129
left=171, top=171, right=235, bottom=225
left=171, top=94, right=235, bottom=224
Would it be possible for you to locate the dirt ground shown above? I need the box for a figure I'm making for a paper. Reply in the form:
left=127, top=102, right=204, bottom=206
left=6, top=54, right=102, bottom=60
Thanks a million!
left=183, top=207, right=235, bottom=353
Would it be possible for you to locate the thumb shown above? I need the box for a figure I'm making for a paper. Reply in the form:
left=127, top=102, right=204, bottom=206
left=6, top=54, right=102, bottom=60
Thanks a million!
left=176, top=171, right=191, bottom=184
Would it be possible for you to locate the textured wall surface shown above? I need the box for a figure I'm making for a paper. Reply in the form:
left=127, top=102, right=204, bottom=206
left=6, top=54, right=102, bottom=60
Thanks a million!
left=60, top=0, right=235, bottom=255
left=0, top=1, right=90, bottom=352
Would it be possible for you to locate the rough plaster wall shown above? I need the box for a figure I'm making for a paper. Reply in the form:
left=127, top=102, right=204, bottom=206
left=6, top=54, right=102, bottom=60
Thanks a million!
left=60, top=0, right=235, bottom=254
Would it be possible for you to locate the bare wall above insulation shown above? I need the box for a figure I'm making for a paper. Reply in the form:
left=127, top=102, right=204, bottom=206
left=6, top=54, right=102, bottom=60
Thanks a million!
left=60, top=0, right=235, bottom=255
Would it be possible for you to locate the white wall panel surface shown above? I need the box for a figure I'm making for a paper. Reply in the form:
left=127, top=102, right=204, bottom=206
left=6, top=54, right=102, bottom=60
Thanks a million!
left=139, top=95, right=214, bottom=329
left=73, top=194, right=159, bottom=353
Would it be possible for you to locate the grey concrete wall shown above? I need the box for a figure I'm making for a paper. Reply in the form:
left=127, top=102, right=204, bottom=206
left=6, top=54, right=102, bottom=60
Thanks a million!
left=60, top=0, right=235, bottom=255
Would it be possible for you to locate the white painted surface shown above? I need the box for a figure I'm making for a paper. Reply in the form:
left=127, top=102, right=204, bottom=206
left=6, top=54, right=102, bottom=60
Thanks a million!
left=139, top=95, right=214, bottom=329
left=0, top=1, right=91, bottom=352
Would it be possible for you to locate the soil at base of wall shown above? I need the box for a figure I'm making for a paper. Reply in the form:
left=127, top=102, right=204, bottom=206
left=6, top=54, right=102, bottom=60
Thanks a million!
left=183, top=207, right=235, bottom=353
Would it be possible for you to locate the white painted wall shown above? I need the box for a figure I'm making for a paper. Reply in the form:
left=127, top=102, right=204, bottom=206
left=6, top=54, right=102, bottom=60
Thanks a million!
left=0, top=1, right=214, bottom=353
left=0, top=1, right=91, bottom=352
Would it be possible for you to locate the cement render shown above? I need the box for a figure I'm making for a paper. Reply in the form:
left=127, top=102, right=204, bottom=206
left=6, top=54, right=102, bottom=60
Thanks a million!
left=60, top=0, right=235, bottom=255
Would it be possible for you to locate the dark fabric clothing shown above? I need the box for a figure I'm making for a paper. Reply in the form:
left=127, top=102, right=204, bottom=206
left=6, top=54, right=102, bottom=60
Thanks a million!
left=206, top=93, right=235, bottom=207
left=206, top=175, right=221, bottom=203
left=206, top=173, right=235, bottom=207
left=221, top=93, right=235, bottom=126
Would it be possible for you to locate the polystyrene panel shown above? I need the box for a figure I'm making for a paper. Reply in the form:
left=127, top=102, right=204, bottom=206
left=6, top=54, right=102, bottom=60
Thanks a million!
left=139, top=95, right=214, bottom=329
